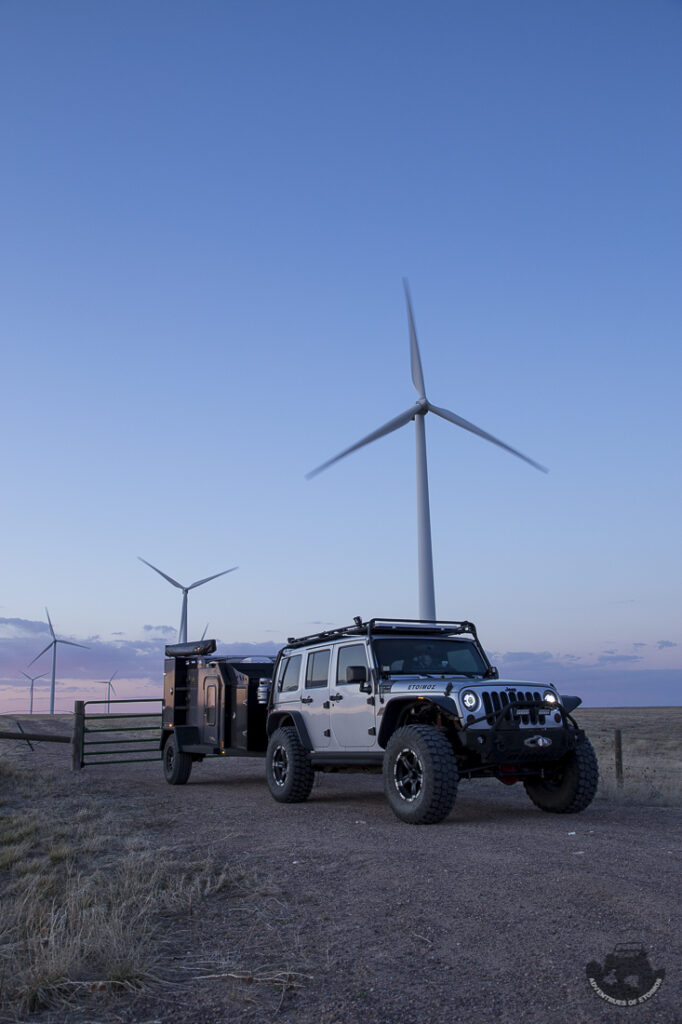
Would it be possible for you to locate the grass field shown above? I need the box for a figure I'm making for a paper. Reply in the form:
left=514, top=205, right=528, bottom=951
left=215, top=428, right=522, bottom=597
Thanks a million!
left=0, top=706, right=679, bottom=1021
left=573, top=706, right=681, bottom=806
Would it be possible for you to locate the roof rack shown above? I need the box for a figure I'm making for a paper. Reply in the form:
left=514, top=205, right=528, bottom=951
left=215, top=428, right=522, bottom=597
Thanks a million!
left=285, top=616, right=478, bottom=649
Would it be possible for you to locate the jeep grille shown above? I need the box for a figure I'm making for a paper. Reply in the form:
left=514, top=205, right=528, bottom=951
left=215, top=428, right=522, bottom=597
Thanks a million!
left=481, top=689, right=547, bottom=726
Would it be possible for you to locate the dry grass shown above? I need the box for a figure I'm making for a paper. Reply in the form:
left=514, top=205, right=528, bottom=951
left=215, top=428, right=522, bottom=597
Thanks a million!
left=0, top=753, right=283, bottom=1023
left=574, top=706, right=682, bottom=806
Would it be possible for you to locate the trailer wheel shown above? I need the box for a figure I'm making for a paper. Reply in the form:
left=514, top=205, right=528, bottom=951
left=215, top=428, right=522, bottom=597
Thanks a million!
left=524, top=737, right=598, bottom=812
left=265, top=727, right=314, bottom=803
left=383, top=725, right=459, bottom=824
left=163, top=734, right=192, bottom=785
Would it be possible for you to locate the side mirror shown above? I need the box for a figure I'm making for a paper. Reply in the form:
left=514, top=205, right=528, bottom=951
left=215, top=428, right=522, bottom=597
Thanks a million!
left=346, top=665, right=368, bottom=684
left=486, top=666, right=499, bottom=680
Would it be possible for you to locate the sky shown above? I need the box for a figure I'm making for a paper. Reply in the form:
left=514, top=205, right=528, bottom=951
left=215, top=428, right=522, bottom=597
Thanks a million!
left=1, top=0, right=680, bottom=713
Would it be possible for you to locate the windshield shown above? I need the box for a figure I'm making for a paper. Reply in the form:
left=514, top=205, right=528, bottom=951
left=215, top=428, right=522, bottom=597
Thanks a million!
left=372, top=638, right=488, bottom=677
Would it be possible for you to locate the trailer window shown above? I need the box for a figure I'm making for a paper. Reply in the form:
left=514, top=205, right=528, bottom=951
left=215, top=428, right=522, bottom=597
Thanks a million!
left=336, top=644, right=368, bottom=685
left=205, top=681, right=217, bottom=726
left=305, top=649, right=330, bottom=689
left=279, top=655, right=302, bottom=693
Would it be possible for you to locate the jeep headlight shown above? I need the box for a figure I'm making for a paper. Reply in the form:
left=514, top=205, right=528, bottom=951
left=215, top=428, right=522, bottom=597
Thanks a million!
left=543, top=690, right=558, bottom=705
left=461, top=689, right=479, bottom=712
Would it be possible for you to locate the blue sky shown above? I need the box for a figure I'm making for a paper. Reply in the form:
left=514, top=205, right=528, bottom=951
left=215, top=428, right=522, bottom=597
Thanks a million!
left=1, top=0, right=680, bottom=712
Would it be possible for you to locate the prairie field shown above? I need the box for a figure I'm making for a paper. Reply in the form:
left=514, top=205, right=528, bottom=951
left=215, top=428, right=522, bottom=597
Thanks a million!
left=0, top=707, right=680, bottom=1024
left=572, top=706, right=681, bottom=805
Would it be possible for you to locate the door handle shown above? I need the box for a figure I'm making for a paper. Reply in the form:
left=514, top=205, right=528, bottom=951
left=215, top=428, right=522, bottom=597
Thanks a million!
left=329, top=693, right=344, bottom=702
left=300, top=696, right=313, bottom=704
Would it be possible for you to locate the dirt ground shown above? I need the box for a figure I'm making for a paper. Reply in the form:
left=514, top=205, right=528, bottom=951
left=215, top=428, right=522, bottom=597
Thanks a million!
left=1, top=712, right=680, bottom=1024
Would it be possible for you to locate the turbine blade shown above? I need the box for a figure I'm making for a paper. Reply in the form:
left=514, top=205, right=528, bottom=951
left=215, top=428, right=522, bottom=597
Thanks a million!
left=28, top=641, right=54, bottom=666
left=428, top=402, right=549, bottom=473
left=110, top=683, right=116, bottom=695
left=403, top=279, right=426, bottom=400
left=57, top=639, right=89, bottom=650
left=306, top=404, right=419, bottom=479
left=201, top=623, right=209, bottom=641
left=45, top=607, right=56, bottom=639
left=187, top=567, right=238, bottom=590
left=110, top=670, right=118, bottom=682
left=138, top=557, right=183, bottom=589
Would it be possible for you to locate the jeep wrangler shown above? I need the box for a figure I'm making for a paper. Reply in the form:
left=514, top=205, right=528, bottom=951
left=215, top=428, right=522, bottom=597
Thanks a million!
left=264, top=617, right=599, bottom=823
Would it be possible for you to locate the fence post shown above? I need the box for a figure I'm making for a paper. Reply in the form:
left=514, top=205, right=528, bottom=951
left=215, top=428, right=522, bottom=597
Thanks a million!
left=72, top=701, right=85, bottom=771
left=614, top=728, right=624, bottom=790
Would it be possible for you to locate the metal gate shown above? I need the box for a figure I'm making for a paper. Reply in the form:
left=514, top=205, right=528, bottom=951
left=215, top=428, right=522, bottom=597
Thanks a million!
left=73, top=698, right=162, bottom=769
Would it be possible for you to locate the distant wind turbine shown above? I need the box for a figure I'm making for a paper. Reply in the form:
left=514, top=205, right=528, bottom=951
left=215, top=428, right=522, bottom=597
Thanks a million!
left=28, top=609, right=89, bottom=715
left=97, top=671, right=117, bottom=714
left=138, top=558, right=238, bottom=643
left=307, top=280, right=548, bottom=622
left=21, top=671, right=47, bottom=714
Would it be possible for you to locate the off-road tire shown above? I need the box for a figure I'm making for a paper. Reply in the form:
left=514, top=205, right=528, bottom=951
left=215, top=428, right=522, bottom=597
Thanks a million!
left=524, top=736, right=599, bottom=813
left=265, top=727, right=315, bottom=803
left=383, top=725, right=459, bottom=824
left=163, top=734, right=192, bottom=785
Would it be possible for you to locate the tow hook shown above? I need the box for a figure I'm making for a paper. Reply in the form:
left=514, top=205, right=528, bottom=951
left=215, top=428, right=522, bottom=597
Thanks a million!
left=524, top=735, right=552, bottom=748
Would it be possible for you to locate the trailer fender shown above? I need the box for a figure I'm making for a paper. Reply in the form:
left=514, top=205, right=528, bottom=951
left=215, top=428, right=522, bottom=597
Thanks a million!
left=266, top=711, right=313, bottom=751
left=160, top=725, right=201, bottom=751
left=377, top=696, right=459, bottom=749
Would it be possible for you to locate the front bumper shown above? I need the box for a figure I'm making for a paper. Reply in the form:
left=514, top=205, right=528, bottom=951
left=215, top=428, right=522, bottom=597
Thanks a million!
left=457, top=699, right=584, bottom=764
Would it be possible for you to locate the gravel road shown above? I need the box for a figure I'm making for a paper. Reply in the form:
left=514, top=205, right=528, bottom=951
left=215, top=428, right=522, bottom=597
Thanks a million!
left=69, top=751, right=680, bottom=1024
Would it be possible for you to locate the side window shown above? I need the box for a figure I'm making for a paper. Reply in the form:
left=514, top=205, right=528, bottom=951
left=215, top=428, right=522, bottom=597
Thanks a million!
left=278, top=655, right=302, bottom=693
left=336, top=644, right=369, bottom=685
left=305, top=649, right=330, bottom=689
left=205, top=679, right=217, bottom=726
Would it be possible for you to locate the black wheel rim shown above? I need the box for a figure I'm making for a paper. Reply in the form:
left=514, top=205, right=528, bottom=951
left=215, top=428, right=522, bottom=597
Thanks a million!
left=166, top=745, right=174, bottom=772
left=394, top=747, right=423, bottom=802
left=272, top=744, right=289, bottom=787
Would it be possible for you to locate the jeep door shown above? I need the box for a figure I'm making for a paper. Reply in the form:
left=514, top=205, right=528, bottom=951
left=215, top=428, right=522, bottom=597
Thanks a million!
left=301, top=647, right=331, bottom=748
left=329, top=643, right=377, bottom=748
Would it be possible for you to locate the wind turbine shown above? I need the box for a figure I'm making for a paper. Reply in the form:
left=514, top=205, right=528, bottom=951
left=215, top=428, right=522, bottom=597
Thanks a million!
left=138, top=558, right=238, bottom=642
left=21, top=671, right=47, bottom=714
left=307, top=280, right=548, bottom=622
left=97, top=671, right=117, bottom=714
left=28, top=609, right=89, bottom=715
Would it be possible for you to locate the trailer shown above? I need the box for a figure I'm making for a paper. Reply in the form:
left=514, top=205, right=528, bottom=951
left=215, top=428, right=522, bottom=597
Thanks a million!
left=160, top=639, right=275, bottom=784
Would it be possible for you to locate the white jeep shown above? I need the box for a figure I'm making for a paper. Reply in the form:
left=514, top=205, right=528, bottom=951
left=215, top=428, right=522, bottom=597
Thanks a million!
left=264, top=617, right=598, bottom=824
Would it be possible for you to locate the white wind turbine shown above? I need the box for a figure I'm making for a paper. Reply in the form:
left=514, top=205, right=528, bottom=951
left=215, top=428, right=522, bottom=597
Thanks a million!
left=21, top=670, right=47, bottom=714
left=97, top=671, right=117, bottom=714
left=307, top=280, right=548, bottom=622
left=138, top=558, right=238, bottom=643
left=28, top=608, right=89, bottom=714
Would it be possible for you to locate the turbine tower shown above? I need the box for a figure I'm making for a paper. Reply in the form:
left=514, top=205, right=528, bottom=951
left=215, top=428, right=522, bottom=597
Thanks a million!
left=28, top=609, right=89, bottom=715
left=96, top=671, right=117, bottom=714
left=21, top=671, right=47, bottom=714
left=307, top=280, right=548, bottom=622
left=138, top=558, right=238, bottom=643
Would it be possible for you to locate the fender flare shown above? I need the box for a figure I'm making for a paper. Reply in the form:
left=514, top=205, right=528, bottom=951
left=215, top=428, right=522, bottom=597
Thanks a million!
left=267, top=710, right=313, bottom=751
left=377, top=696, right=459, bottom=748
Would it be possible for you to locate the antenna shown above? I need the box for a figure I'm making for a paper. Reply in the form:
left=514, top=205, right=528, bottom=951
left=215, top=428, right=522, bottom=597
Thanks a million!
left=138, top=558, right=237, bottom=642
left=307, top=281, right=547, bottom=620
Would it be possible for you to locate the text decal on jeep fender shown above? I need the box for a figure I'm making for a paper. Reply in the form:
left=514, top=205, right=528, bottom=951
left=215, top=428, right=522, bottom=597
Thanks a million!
left=407, top=684, right=437, bottom=690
